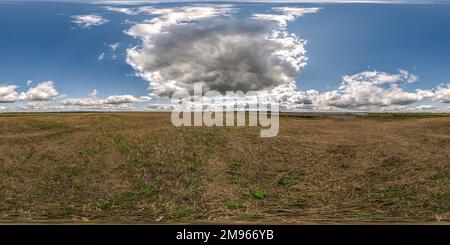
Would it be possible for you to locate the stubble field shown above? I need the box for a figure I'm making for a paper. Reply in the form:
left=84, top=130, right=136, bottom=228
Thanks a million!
left=0, top=112, right=449, bottom=223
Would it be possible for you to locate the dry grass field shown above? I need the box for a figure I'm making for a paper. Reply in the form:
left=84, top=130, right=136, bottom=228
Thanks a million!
left=0, top=112, right=449, bottom=223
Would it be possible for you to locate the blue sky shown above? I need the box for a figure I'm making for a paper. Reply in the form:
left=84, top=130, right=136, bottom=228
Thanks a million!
left=0, top=1, right=449, bottom=111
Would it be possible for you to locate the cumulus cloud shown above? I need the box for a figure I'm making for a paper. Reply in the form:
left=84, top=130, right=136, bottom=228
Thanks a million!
left=63, top=90, right=150, bottom=107
left=434, top=84, right=450, bottom=103
left=46, top=4, right=444, bottom=113
left=414, top=105, right=435, bottom=110
left=341, top=69, right=418, bottom=85
left=72, top=15, right=109, bottom=28
left=287, top=90, right=319, bottom=105
left=26, top=101, right=51, bottom=110
left=125, top=6, right=317, bottom=96
left=20, top=81, right=59, bottom=101
left=122, top=5, right=442, bottom=112
left=62, top=90, right=103, bottom=107
left=104, top=95, right=150, bottom=104
left=147, top=104, right=176, bottom=111
left=314, top=70, right=431, bottom=109
left=1, top=81, right=59, bottom=104
left=0, top=85, right=21, bottom=103
left=266, top=69, right=439, bottom=111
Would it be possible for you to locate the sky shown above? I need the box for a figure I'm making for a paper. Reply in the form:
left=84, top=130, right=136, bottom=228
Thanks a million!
left=0, top=1, right=450, bottom=112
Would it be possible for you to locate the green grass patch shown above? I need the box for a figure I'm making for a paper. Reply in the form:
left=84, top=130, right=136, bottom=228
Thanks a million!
left=130, top=153, right=151, bottom=167
left=114, top=192, right=138, bottom=202
left=30, top=120, right=72, bottom=130
left=114, top=184, right=156, bottom=203
left=231, top=159, right=241, bottom=169
left=375, top=185, right=404, bottom=198
left=354, top=211, right=375, bottom=220
left=46, top=203, right=62, bottom=210
left=249, top=189, right=267, bottom=199
left=188, top=160, right=201, bottom=172
left=78, top=135, right=105, bottom=160
left=186, top=178, right=198, bottom=189
left=33, top=186, right=56, bottom=198
left=229, top=175, right=240, bottom=184
left=278, top=177, right=296, bottom=187
left=295, top=197, right=307, bottom=208
left=138, top=184, right=155, bottom=197
left=296, top=167, right=306, bottom=176
left=57, top=164, right=77, bottom=178
left=435, top=207, right=449, bottom=214
left=374, top=185, right=416, bottom=201
left=172, top=207, right=196, bottom=220
left=223, top=200, right=246, bottom=209
left=206, top=172, right=218, bottom=182
left=91, top=200, right=112, bottom=211
left=112, top=134, right=130, bottom=155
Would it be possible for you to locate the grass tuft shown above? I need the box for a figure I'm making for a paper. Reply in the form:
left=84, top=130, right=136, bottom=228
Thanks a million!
left=172, top=207, right=196, bottom=220
left=223, top=200, right=246, bottom=209
left=249, top=189, right=267, bottom=199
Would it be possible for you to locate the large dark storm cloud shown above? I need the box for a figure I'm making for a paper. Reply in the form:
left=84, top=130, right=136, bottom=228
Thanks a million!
left=127, top=18, right=305, bottom=96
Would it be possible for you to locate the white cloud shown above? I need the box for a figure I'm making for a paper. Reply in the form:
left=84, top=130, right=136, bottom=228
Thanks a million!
left=1, top=81, right=59, bottom=104
left=96, top=1, right=416, bottom=5
left=147, top=103, right=176, bottom=111
left=63, top=90, right=150, bottom=107
left=98, top=52, right=105, bottom=61
left=96, top=1, right=157, bottom=5
left=98, top=43, right=120, bottom=61
left=125, top=6, right=235, bottom=39
left=62, top=90, right=103, bottom=107
left=108, top=42, right=120, bottom=51
left=125, top=6, right=317, bottom=96
left=341, top=69, right=418, bottom=85
left=105, top=6, right=139, bottom=15
left=0, top=85, right=20, bottom=103
left=313, top=70, right=431, bottom=109
left=104, top=95, right=150, bottom=104
left=434, top=84, right=450, bottom=103
left=263, top=69, right=438, bottom=111
left=253, top=7, right=320, bottom=27
left=0, top=85, right=21, bottom=103
left=72, top=15, right=109, bottom=29
left=20, top=81, right=59, bottom=101
left=287, top=89, right=319, bottom=105
left=26, top=101, right=51, bottom=109
left=415, top=105, right=434, bottom=110
left=90, top=89, right=98, bottom=98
